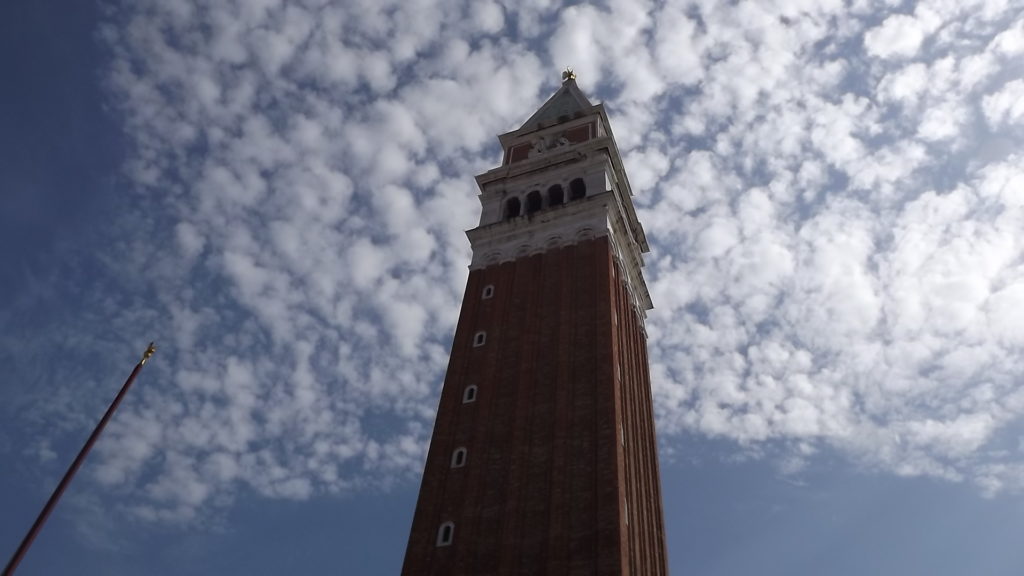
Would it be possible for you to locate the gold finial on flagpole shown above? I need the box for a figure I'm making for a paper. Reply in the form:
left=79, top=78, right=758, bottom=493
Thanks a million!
left=140, top=342, right=156, bottom=366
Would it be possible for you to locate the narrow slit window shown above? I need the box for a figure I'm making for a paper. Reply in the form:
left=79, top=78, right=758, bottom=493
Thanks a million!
left=473, top=331, right=486, bottom=347
left=463, top=385, right=478, bottom=403
left=482, top=285, right=495, bottom=299
left=437, top=522, right=455, bottom=547
left=451, top=447, right=467, bottom=468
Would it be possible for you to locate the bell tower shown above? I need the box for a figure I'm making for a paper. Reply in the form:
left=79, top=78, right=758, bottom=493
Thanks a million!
left=401, top=72, right=668, bottom=575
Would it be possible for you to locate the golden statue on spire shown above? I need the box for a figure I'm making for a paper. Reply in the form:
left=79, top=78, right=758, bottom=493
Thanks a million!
left=562, top=67, right=576, bottom=82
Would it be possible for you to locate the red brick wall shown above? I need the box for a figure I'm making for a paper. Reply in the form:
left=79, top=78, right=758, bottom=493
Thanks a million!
left=610, top=258, right=670, bottom=575
left=401, top=236, right=668, bottom=575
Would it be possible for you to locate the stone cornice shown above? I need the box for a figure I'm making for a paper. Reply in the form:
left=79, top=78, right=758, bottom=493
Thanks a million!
left=466, top=192, right=653, bottom=314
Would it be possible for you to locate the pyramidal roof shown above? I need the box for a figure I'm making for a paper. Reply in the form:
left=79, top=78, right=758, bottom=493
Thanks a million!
left=517, top=74, right=595, bottom=132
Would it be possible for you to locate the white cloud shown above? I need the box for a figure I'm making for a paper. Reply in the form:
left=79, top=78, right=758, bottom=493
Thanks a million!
left=917, top=100, right=967, bottom=141
left=7, top=0, right=1024, bottom=529
left=877, top=62, right=929, bottom=105
left=983, top=79, right=1024, bottom=128
left=695, top=217, right=740, bottom=259
left=469, top=0, right=505, bottom=34
left=651, top=2, right=703, bottom=86
left=989, top=18, right=1024, bottom=56
left=864, top=9, right=942, bottom=60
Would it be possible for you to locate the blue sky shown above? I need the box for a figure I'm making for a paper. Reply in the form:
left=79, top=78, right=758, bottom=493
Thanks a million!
left=2, top=0, right=1024, bottom=574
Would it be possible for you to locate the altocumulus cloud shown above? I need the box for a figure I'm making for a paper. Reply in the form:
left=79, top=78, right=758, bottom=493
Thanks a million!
left=6, top=0, right=1024, bottom=523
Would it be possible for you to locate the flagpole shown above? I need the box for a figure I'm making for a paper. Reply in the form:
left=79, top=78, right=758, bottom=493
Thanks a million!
left=3, top=342, right=157, bottom=576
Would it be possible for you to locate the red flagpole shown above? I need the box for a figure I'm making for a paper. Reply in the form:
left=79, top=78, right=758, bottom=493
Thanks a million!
left=3, top=342, right=156, bottom=576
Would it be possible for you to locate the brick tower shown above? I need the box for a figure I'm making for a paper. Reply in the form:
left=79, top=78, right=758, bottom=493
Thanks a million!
left=401, top=72, right=668, bottom=575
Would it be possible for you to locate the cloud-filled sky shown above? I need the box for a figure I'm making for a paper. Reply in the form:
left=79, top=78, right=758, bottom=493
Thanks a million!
left=2, top=0, right=1024, bottom=574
